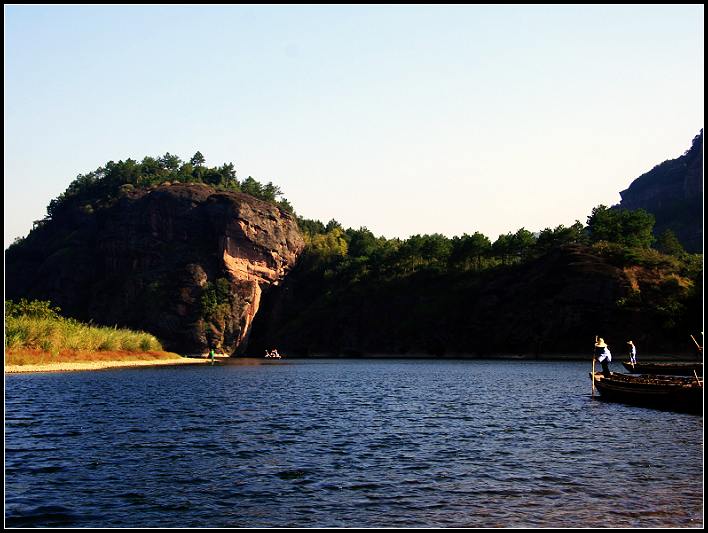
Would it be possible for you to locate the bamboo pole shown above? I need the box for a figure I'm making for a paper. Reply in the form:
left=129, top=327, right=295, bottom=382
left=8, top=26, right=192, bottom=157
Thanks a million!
left=690, top=334, right=702, bottom=352
left=592, top=335, right=597, bottom=397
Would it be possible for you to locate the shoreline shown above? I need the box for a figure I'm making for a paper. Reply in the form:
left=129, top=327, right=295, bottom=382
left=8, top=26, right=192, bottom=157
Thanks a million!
left=7, top=353, right=701, bottom=373
left=5, top=357, right=210, bottom=374
left=275, top=353, right=702, bottom=362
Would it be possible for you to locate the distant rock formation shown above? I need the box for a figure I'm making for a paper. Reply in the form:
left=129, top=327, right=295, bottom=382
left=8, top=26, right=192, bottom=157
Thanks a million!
left=5, top=184, right=304, bottom=353
left=617, top=130, right=703, bottom=252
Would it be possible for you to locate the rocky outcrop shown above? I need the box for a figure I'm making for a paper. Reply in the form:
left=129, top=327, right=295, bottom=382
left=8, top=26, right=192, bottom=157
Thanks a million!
left=5, top=184, right=304, bottom=354
left=617, top=130, right=703, bottom=252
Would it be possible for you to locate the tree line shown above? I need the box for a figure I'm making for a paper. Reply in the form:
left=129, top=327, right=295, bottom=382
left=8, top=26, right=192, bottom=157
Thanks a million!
left=296, top=204, right=695, bottom=281
left=42, top=151, right=294, bottom=224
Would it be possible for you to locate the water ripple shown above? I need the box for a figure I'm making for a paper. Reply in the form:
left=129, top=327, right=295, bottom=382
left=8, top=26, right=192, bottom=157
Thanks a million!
left=5, top=360, right=703, bottom=527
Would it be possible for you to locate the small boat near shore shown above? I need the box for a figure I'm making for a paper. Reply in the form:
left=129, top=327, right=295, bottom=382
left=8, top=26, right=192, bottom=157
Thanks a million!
left=622, top=361, right=703, bottom=376
left=590, top=372, right=703, bottom=414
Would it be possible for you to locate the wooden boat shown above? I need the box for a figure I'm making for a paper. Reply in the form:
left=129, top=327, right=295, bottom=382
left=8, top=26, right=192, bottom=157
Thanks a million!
left=590, top=372, right=703, bottom=414
left=622, top=361, right=703, bottom=376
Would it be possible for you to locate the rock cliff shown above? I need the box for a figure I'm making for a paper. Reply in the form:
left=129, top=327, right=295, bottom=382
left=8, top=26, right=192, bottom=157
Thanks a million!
left=5, top=184, right=304, bottom=353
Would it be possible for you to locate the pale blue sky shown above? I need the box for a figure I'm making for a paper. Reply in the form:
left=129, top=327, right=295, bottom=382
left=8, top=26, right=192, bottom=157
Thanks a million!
left=4, top=5, right=704, bottom=248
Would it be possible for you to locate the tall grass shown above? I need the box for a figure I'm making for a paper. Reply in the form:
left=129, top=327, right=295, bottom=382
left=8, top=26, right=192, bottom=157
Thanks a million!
left=5, top=315, right=163, bottom=355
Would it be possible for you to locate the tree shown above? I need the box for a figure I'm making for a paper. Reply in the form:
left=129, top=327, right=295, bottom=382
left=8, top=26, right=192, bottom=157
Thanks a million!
left=510, top=228, right=536, bottom=261
left=298, top=218, right=326, bottom=237
left=241, top=177, right=263, bottom=197
left=261, top=182, right=282, bottom=202
left=158, top=152, right=182, bottom=171
left=420, top=234, right=452, bottom=265
left=587, top=205, right=620, bottom=243
left=535, top=227, right=556, bottom=254
left=535, top=221, right=588, bottom=254
left=309, top=227, right=348, bottom=258
left=567, top=220, right=589, bottom=245
left=190, top=151, right=206, bottom=166
left=218, top=163, right=238, bottom=188
left=656, top=229, right=685, bottom=256
left=450, top=232, right=491, bottom=270
left=346, top=227, right=378, bottom=259
left=325, top=219, right=343, bottom=233
left=140, top=156, right=162, bottom=177
left=587, top=205, right=655, bottom=248
left=203, top=169, right=223, bottom=186
left=277, top=198, right=294, bottom=214
left=621, top=209, right=656, bottom=248
left=492, top=233, right=513, bottom=264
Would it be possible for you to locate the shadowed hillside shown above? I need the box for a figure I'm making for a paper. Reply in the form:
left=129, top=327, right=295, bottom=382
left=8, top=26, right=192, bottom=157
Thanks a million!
left=250, top=243, right=702, bottom=358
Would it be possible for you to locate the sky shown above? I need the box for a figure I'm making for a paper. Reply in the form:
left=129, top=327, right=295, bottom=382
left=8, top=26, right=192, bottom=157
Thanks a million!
left=4, top=5, right=704, bottom=248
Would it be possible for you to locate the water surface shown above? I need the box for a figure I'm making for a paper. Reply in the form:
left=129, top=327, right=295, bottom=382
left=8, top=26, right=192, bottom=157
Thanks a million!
left=5, top=359, right=703, bottom=527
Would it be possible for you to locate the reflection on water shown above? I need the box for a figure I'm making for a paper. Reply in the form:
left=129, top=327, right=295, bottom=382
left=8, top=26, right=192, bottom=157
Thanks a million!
left=5, top=359, right=703, bottom=527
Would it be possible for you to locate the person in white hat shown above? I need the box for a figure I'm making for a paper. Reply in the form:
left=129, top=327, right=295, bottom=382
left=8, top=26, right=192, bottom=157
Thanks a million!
left=594, top=338, right=612, bottom=376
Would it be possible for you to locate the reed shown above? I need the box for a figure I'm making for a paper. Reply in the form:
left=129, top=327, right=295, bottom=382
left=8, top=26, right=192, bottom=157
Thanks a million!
left=5, top=315, right=164, bottom=355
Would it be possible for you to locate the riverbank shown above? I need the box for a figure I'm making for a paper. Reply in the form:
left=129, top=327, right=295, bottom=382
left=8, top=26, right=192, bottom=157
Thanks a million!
left=5, top=349, right=210, bottom=374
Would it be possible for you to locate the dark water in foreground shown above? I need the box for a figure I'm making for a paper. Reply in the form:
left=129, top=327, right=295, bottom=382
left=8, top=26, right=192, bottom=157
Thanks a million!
left=5, top=359, right=703, bottom=527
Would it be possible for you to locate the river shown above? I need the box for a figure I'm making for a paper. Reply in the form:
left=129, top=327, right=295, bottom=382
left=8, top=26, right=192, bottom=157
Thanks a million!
left=4, top=359, right=703, bottom=527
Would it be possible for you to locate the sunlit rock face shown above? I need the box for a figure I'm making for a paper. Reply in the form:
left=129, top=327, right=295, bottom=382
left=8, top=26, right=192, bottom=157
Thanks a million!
left=6, top=183, right=304, bottom=354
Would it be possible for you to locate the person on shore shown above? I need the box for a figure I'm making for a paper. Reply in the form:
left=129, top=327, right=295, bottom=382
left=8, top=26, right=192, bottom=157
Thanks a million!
left=595, top=338, right=612, bottom=377
left=265, top=349, right=271, bottom=358
left=627, top=340, right=637, bottom=365
left=209, top=347, right=216, bottom=365
left=272, top=349, right=281, bottom=359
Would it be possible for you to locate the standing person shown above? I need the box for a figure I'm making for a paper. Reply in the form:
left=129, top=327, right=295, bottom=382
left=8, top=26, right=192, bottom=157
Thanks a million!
left=627, top=340, right=637, bottom=365
left=209, top=347, right=216, bottom=365
left=595, top=338, right=612, bottom=377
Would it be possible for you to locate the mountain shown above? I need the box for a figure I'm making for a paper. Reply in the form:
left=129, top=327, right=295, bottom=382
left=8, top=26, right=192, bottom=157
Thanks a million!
left=5, top=183, right=304, bottom=353
left=617, top=130, right=703, bottom=252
